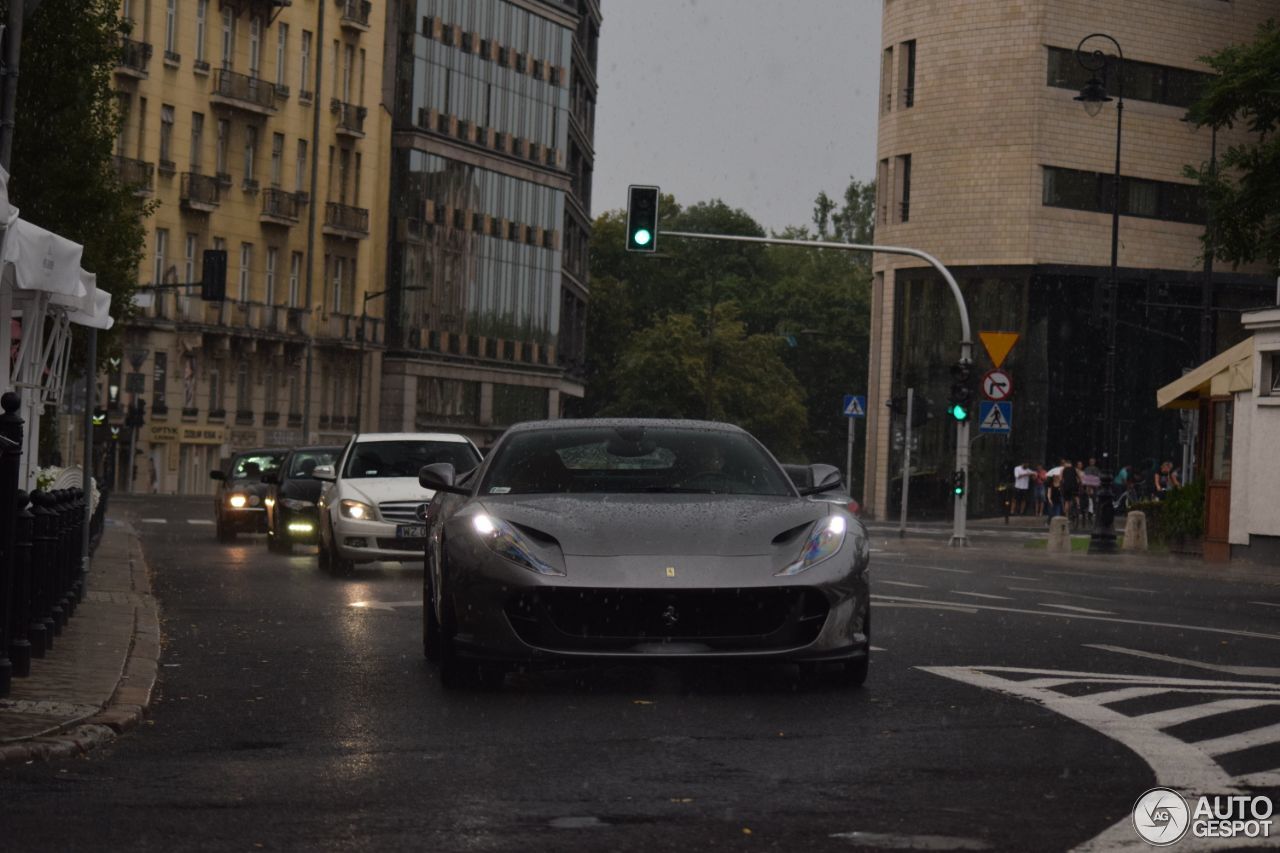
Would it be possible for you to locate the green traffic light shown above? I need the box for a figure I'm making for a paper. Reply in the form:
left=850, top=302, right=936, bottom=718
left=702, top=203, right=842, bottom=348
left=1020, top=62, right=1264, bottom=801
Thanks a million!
left=948, top=404, right=969, bottom=421
left=953, top=486, right=963, bottom=496
left=633, top=228, right=652, bottom=247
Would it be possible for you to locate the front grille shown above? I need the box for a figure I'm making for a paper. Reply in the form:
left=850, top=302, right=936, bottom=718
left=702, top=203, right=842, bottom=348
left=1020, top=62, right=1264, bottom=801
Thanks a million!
left=505, top=587, right=828, bottom=652
left=376, top=537, right=427, bottom=551
left=379, top=501, right=426, bottom=523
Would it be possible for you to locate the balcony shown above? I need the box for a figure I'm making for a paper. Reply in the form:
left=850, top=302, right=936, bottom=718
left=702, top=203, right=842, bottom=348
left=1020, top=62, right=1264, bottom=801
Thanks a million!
left=116, top=37, right=152, bottom=78
left=180, top=172, right=220, bottom=212
left=210, top=68, right=277, bottom=115
left=323, top=202, right=369, bottom=239
left=330, top=99, right=367, bottom=138
left=339, top=0, right=372, bottom=32
left=260, top=188, right=304, bottom=225
left=113, top=156, right=155, bottom=194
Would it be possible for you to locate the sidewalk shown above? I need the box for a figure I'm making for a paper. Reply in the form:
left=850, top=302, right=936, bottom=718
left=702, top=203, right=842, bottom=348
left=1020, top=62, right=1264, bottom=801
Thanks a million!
left=0, top=508, right=159, bottom=764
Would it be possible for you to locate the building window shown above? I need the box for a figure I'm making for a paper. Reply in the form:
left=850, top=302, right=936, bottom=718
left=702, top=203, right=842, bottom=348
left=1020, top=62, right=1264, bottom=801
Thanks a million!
left=289, top=251, right=301, bottom=307
left=216, top=118, right=229, bottom=176
left=289, top=370, right=301, bottom=415
left=159, top=105, right=175, bottom=168
left=208, top=364, right=222, bottom=414
left=1042, top=165, right=1204, bottom=224
left=331, top=255, right=344, bottom=313
left=898, top=40, right=916, bottom=108
left=249, top=16, right=262, bottom=77
left=185, top=234, right=197, bottom=284
left=270, top=132, right=284, bottom=187
left=880, top=47, right=893, bottom=114
left=894, top=154, right=912, bottom=223
left=195, top=0, right=207, bottom=64
left=265, top=247, right=277, bottom=305
left=165, top=0, right=178, bottom=54
left=239, top=243, right=253, bottom=301
left=295, top=138, right=308, bottom=192
left=153, top=352, right=168, bottom=412
left=243, top=125, right=257, bottom=182
left=300, top=30, right=312, bottom=96
left=190, top=112, right=204, bottom=171
left=220, top=8, right=235, bottom=70
left=1268, top=352, right=1280, bottom=395
left=264, top=370, right=277, bottom=414
left=236, top=362, right=251, bottom=414
left=153, top=228, right=168, bottom=287
left=276, top=22, right=288, bottom=87
left=876, top=158, right=889, bottom=225
left=1045, top=47, right=1212, bottom=110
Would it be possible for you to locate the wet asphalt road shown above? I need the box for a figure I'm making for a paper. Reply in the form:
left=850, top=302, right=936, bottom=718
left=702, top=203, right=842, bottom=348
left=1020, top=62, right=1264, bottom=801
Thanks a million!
left=3, top=494, right=1280, bottom=852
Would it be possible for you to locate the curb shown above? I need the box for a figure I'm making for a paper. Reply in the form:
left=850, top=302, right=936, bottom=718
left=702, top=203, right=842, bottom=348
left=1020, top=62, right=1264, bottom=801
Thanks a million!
left=0, top=524, right=160, bottom=765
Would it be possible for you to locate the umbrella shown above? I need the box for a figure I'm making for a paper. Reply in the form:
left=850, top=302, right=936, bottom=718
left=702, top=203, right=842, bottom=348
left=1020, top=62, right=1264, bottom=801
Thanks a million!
left=1047, top=465, right=1064, bottom=477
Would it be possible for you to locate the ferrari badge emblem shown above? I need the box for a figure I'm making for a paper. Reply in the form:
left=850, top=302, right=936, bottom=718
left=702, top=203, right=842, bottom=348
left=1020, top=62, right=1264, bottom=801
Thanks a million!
left=665, top=566, right=676, bottom=578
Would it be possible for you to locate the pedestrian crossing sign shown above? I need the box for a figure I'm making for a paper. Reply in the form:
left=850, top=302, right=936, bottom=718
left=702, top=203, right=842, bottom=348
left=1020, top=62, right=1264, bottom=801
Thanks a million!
left=842, top=394, right=866, bottom=418
left=978, top=401, right=1012, bottom=433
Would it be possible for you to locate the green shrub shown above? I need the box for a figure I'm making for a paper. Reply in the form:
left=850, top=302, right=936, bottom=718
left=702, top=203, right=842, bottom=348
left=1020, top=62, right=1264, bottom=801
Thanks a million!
left=1133, top=479, right=1204, bottom=545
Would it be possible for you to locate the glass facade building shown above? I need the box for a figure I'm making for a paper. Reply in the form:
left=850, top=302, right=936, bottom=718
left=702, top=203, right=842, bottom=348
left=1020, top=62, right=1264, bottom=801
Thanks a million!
left=381, top=0, right=597, bottom=439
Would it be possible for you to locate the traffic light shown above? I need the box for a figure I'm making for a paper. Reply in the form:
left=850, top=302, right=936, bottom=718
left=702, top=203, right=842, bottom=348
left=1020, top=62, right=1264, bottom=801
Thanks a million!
left=952, top=469, right=966, bottom=498
left=625, top=185, right=659, bottom=253
left=948, top=361, right=973, bottom=422
left=201, top=249, right=227, bottom=301
left=92, top=408, right=107, bottom=427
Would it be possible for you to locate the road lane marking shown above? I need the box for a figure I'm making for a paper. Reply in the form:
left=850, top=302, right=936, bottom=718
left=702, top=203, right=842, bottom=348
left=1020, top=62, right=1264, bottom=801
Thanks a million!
left=829, top=832, right=992, bottom=850
left=873, top=599, right=978, bottom=615
left=1134, top=698, right=1276, bottom=729
left=1109, top=586, right=1158, bottom=594
left=1085, top=643, right=1280, bottom=679
left=1040, top=603, right=1116, bottom=616
left=1250, top=601, right=1280, bottom=609
left=870, top=646, right=887, bottom=652
left=952, top=591, right=1013, bottom=601
left=918, top=665, right=1280, bottom=852
left=1001, top=575, right=1040, bottom=582
left=139, top=518, right=168, bottom=524
left=870, top=594, right=1280, bottom=643
left=880, top=580, right=928, bottom=589
left=187, top=519, right=214, bottom=525
left=1006, top=587, right=1112, bottom=602
left=898, top=564, right=971, bottom=575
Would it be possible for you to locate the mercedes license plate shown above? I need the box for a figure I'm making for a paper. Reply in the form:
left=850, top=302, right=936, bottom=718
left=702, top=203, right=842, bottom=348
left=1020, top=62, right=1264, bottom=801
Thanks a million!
left=397, top=524, right=427, bottom=539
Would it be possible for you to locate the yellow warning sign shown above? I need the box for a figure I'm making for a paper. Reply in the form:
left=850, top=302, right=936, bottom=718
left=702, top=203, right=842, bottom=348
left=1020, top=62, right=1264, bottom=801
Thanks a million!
left=979, top=331, right=1020, bottom=368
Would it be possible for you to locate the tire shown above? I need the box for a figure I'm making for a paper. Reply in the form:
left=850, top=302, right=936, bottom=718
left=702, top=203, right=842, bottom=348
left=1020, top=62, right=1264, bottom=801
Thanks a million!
left=437, top=590, right=468, bottom=689
left=216, top=515, right=236, bottom=542
left=423, top=573, right=441, bottom=662
left=838, top=654, right=869, bottom=688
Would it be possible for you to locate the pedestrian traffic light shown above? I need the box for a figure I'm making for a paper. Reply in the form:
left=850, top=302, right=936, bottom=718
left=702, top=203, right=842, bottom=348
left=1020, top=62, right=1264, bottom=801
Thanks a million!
left=92, top=408, right=107, bottom=427
left=952, top=469, right=966, bottom=498
left=201, top=249, right=227, bottom=301
left=625, top=185, right=660, bottom=253
left=948, top=361, right=973, bottom=422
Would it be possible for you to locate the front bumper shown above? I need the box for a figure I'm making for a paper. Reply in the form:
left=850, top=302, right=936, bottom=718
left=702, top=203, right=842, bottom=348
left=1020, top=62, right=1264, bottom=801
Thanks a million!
left=221, top=506, right=267, bottom=532
left=442, top=541, right=869, bottom=663
left=332, top=515, right=427, bottom=564
left=277, top=506, right=320, bottom=543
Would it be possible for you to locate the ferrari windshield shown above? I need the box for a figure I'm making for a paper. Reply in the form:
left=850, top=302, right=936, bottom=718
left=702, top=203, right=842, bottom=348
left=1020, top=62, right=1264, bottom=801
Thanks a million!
left=481, top=425, right=794, bottom=496
left=343, top=440, right=480, bottom=479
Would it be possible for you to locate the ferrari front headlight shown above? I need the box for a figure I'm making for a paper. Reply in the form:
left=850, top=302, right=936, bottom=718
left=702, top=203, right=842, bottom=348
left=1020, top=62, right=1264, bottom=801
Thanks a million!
left=471, top=513, right=563, bottom=576
left=340, top=499, right=373, bottom=520
left=777, top=514, right=846, bottom=576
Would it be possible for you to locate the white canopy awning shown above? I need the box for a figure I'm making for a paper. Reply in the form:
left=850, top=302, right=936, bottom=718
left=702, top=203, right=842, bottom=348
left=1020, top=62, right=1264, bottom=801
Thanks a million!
left=0, top=165, right=19, bottom=228
left=1, top=215, right=86, bottom=296
left=51, top=270, right=114, bottom=330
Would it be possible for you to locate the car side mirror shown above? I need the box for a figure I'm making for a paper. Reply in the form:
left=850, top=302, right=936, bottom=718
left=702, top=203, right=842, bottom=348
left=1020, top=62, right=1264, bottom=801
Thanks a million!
left=419, top=462, right=469, bottom=495
left=312, top=464, right=336, bottom=482
left=800, top=464, right=844, bottom=496
left=209, top=470, right=225, bottom=481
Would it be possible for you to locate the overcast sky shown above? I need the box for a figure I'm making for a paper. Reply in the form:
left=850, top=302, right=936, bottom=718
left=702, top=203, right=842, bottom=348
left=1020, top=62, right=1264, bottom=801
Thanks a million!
left=591, top=0, right=883, bottom=233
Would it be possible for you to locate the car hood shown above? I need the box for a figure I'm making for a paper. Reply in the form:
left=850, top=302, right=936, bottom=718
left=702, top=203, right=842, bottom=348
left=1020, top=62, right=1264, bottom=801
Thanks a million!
left=341, top=477, right=434, bottom=506
left=475, top=494, right=828, bottom=557
left=280, top=479, right=325, bottom=502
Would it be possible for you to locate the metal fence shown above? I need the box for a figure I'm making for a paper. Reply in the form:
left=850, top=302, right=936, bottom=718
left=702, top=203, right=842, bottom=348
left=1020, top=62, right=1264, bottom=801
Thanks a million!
left=0, top=391, right=108, bottom=697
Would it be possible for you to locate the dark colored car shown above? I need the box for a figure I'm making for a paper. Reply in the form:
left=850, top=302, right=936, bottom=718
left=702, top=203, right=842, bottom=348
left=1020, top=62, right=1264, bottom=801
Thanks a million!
left=418, top=419, right=871, bottom=689
left=210, top=449, right=286, bottom=541
left=263, top=445, right=344, bottom=553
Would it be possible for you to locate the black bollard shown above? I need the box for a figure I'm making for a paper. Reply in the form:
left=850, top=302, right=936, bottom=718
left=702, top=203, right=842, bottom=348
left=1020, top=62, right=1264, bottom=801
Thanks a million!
left=53, top=490, right=73, bottom=622
left=70, top=487, right=85, bottom=604
left=10, top=491, right=32, bottom=674
left=30, top=491, right=60, bottom=643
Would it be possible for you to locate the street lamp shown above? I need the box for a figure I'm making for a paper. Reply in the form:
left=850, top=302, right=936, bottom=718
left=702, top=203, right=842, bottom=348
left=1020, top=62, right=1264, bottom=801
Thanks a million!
left=354, top=286, right=425, bottom=431
left=1075, top=33, right=1123, bottom=554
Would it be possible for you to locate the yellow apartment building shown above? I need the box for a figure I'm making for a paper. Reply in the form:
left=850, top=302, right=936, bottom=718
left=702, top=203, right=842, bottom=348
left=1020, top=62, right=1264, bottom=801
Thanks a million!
left=108, top=0, right=389, bottom=494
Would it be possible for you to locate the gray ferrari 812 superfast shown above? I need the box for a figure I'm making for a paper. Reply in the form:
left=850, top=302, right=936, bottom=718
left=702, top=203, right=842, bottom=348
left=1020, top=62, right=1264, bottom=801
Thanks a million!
left=418, top=419, right=871, bottom=689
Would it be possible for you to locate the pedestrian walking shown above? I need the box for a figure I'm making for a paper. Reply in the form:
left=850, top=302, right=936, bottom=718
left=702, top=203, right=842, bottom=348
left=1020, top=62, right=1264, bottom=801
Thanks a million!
left=1034, top=465, right=1047, bottom=517
left=1013, top=461, right=1034, bottom=515
left=1060, top=457, right=1080, bottom=522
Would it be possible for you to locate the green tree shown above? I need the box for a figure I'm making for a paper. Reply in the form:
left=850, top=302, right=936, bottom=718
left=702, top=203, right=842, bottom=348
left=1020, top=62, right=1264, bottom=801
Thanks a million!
left=1184, top=19, right=1280, bottom=271
left=6, top=0, right=151, bottom=356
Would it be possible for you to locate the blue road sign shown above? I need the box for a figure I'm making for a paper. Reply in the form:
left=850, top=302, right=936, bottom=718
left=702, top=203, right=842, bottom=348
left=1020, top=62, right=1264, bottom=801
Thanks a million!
left=978, top=401, right=1012, bottom=434
left=843, top=395, right=867, bottom=418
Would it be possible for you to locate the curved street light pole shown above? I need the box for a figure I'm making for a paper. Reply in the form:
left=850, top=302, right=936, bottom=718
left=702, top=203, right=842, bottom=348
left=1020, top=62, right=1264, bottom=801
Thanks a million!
left=1074, top=32, right=1124, bottom=553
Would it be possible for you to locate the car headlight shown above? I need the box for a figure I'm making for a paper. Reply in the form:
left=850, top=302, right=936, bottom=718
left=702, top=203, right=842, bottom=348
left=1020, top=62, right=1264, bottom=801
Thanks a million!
left=471, top=513, right=563, bottom=576
left=228, top=494, right=247, bottom=509
left=281, top=497, right=316, bottom=511
left=340, top=499, right=374, bottom=520
left=777, top=514, right=846, bottom=576
left=264, top=496, right=275, bottom=508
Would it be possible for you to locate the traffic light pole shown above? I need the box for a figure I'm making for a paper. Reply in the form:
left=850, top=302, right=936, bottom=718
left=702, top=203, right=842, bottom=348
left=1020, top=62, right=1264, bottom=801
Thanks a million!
left=661, top=230, right=973, bottom=546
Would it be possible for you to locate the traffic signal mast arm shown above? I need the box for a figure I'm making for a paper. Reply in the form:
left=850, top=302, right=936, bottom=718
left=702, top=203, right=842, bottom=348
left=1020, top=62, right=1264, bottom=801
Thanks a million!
left=658, top=228, right=974, bottom=546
